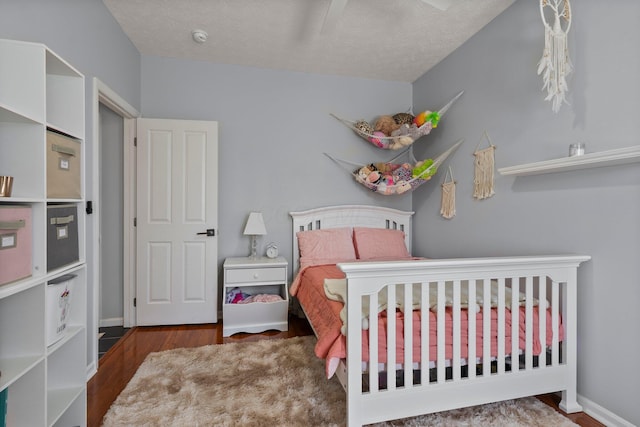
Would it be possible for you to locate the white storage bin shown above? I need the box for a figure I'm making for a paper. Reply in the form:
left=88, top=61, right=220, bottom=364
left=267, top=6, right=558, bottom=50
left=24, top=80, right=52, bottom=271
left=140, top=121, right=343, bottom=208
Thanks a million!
left=46, top=274, right=75, bottom=346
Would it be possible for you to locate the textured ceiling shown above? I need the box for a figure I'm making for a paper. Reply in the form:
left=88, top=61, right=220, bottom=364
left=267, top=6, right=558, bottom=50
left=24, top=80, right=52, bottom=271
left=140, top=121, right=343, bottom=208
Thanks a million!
left=103, top=0, right=515, bottom=82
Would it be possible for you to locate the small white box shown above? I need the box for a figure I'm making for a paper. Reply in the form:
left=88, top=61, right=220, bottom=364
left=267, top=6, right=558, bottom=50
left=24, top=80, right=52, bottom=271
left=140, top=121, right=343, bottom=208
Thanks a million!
left=46, top=274, right=75, bottom=346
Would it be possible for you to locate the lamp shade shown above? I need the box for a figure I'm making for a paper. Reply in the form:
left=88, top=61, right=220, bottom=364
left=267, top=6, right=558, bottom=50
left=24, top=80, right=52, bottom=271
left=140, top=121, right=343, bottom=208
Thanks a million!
left=243, top=212, right=267, bottom=236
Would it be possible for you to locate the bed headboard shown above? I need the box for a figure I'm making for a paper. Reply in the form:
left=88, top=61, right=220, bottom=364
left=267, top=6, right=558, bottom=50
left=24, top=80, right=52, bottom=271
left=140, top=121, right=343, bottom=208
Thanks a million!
left=289, top=205, right=414, bottom=274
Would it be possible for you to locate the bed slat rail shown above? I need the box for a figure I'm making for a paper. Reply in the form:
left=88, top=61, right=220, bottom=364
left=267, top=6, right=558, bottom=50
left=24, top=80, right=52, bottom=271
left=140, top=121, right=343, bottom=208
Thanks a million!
left=339, top=255, right=589, bottom=426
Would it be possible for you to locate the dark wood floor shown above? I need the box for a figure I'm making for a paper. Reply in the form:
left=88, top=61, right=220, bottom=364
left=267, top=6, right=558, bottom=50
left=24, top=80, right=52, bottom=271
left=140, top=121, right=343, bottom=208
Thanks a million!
left=87, top=316, right=604, bottom=427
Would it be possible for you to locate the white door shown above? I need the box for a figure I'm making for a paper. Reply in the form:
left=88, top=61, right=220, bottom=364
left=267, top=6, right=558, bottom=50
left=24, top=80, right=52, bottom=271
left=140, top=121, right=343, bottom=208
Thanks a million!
left=136, top=118, right=218, bottom=325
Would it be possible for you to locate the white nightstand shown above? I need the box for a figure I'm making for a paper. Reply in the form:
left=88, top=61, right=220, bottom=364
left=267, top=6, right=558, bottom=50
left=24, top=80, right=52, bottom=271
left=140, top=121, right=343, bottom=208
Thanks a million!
left=222, top=256, right=289, bottom=337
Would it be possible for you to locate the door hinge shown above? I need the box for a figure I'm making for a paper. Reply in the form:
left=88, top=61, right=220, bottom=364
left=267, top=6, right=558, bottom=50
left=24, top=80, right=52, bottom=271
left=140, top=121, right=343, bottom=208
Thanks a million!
left=134, top=136, right=137, bottom=147
left=134, top=217, right=137, bottom=227
left=133, top=297, right=137, bottom=307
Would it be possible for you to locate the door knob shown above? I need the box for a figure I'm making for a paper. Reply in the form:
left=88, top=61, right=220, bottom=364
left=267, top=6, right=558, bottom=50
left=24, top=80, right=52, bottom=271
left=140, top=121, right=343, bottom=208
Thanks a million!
left=197, top=228, right=216, bottom=236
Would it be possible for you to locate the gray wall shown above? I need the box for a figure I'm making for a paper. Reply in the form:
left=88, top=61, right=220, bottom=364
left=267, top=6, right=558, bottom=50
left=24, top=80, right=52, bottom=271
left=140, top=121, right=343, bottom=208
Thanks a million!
left=140, top=55, right=413, bottom=272
left=412, top=1, right=639, bottom=425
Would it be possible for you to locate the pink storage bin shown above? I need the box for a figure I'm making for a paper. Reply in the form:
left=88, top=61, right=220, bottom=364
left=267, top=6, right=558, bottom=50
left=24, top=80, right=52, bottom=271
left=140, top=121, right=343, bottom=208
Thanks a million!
left=0, top=205, right=33, bottom=286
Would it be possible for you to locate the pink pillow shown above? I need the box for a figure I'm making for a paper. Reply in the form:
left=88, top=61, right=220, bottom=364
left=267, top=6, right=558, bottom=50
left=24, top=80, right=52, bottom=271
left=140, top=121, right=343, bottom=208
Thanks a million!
left=297, top=227, right=357, bottom=268
left=353, top=227, right=411, bottom=260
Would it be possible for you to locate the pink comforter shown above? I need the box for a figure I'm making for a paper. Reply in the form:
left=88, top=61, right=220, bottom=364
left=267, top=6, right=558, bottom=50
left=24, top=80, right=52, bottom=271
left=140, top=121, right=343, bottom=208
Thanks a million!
left=292, top=264, right=564, bottom=378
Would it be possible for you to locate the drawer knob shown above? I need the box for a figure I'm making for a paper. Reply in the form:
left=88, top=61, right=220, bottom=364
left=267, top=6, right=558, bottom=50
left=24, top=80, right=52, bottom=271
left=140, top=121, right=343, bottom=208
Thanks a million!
left=253, top=273, right=259, bottom=279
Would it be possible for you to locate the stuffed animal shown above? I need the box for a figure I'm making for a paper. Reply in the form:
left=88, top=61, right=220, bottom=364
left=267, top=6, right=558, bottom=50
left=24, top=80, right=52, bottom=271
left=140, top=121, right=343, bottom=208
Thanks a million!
left=374, top=115, right=401, bottom=136
left=413, top=110, right=441, bottom=128
left=392, top=163, right=413, bottom=182
left=388, top=136, right=414, bottom=150
left=353, top=120, right=374, bottom=138
left=426, top=111, right=441, bottom=127
left=376, top=181, right=395, bottom=195
left=399, top=123, right=424, bottom=139
left=393, top=112, right=415, bottom=125
left=412, top=159, right=436, bottom=179
left=408, top=123, right=426, bottom=139
left=396, top=180, right=413, bottom=194
left=356, top=164, right=375, bottom=183
left=366, top=170, right=381, bottom=184
left=413, top=110, right=429, bottom=127
left=357, top=163, right=381, bottom=184
left=369, top=131, right=388, bottom=148
left=388, top=127, right=414, bottom=149
left=374, top=162, right=394, bottom=174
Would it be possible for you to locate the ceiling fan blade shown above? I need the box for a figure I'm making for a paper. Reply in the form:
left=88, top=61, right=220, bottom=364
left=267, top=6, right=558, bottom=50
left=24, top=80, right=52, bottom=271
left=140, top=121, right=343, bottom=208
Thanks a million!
left=420, top=0, right=453, bottom=11
left=320, top=0, right=450, bottom=35
left=321, top=0, right=348, bottom=34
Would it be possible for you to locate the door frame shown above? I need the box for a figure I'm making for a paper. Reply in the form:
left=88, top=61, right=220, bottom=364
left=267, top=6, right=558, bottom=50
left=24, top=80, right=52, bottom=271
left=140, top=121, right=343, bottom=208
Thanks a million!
left=90, top=78, right=139, bottom=376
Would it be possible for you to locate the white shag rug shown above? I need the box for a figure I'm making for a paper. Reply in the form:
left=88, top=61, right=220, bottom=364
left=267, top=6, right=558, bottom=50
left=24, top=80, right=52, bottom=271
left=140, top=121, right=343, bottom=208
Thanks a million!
left=102, top=335, right=578, bottom=426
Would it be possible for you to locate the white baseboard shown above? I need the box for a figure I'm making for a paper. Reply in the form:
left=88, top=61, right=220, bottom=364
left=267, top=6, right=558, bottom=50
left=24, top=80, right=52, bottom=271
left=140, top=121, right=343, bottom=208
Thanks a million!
left=86, top=362, right=97, bottom=381
left=99, top=317, right=124, bottom=328
left=578, top=394, right=635, bottom=427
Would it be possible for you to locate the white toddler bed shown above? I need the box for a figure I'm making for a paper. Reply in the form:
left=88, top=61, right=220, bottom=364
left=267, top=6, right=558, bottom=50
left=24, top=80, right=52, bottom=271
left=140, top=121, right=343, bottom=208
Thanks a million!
left=290, top=205, right=590, bottom=426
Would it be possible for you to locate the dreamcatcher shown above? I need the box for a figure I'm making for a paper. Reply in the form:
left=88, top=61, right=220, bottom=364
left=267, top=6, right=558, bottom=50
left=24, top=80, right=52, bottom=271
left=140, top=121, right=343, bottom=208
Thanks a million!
left=537, top=0, right=572, bottom=113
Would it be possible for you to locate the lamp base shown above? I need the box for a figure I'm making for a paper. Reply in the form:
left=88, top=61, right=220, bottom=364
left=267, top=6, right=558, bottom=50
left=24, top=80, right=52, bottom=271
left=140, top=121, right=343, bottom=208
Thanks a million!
left=249, top=235, right=259, bottom=260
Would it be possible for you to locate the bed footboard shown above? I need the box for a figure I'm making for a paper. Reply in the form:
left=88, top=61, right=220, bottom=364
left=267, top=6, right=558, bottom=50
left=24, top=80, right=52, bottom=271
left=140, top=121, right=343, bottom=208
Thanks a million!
left=338, top=255, right=589, bottom=427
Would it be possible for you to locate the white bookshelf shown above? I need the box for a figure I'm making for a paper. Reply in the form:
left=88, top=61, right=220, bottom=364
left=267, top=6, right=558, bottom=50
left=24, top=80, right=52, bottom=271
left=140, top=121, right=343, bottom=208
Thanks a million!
left=0, top=39, right=87, bottom=426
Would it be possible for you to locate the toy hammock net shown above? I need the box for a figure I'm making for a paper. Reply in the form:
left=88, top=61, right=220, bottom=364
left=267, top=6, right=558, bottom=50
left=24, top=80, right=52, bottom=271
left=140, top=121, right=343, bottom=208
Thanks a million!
left=325, top=139, right=463, bottom=196
left=330, top=90, right=463, bottom=150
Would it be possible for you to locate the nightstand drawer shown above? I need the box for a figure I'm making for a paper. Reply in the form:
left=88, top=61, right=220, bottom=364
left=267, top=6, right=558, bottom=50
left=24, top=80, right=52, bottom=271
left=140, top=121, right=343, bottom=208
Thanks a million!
left=226, top=267, right=286, bottom=284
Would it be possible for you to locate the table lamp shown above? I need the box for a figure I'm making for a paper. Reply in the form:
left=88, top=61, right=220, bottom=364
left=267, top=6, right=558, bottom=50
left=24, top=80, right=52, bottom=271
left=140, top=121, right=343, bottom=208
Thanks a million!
left=243, top=212, right=267, bottom=259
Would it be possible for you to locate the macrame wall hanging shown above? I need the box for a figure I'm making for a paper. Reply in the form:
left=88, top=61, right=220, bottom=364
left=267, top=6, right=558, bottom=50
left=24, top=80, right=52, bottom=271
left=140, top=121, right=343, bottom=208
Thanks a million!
left=473, top=132, right=496, bottom=200
left=440, top=166, right=456, bottom=219
left=537, top=0, right=572, bottom=113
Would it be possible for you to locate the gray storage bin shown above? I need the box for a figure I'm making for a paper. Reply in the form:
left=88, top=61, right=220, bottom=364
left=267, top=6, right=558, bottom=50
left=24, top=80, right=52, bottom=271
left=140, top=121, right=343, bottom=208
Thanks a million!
left=47, top=204, right=79, bottom=271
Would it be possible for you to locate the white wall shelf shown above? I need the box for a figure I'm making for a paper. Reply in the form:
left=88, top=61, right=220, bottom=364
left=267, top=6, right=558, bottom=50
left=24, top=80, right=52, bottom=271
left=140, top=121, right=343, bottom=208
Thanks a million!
left=498, top=145, right=640, bottom=176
